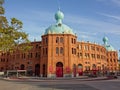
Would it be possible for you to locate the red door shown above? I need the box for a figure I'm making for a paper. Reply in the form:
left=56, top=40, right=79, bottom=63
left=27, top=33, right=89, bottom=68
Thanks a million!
left=78, top=68, right=83, bottom=76
left=56, top=67, right=63, bottom=77
left=56, top=62, right=63, bottom=77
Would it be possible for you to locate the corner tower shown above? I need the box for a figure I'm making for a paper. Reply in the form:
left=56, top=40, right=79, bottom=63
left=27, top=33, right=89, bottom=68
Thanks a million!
left=41, top=10, right=77, bottom=77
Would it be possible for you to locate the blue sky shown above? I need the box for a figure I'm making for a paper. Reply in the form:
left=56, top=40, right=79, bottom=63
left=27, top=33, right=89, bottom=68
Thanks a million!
left=3, top=0, right=120, bottom=53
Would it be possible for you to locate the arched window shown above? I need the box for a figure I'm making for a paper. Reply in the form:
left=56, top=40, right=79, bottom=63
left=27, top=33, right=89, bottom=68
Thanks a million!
left=60, top=47, right=63, bottom=54
left=72, top=48, right=73, bottom=54
left=74, top=39, right=76, bottom=44
left=36, top=44, right=39, bottom=48
left=56, top=37, right=59, bottom=43
left=30, top=53, right=33, bottom=58
left=46, top=37, right=48, bottom=44
left=46, top=48, right=48, bottom=55
left=71, top=38, right=73, bottom=43
left=60, top=37, right=64, bottom=43
left=56, top=47, right=59, bottom=54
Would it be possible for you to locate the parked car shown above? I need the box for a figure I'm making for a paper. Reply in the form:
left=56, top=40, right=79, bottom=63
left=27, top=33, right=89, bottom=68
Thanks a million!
left=107, top=75, right=117, bottom=79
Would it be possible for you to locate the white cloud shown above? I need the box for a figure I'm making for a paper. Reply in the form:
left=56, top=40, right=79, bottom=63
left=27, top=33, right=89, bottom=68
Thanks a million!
left=96, top=0, right=120, bottom=6
left=64, top=13, right=120, bottom=35
left=98, top=13, right=120, bottom=21
left=111, top=0, right=120, bottom=6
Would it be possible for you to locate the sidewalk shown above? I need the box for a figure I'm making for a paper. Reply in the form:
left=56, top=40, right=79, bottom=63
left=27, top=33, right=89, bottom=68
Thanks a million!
left=2, top=76, right=112, bottom=82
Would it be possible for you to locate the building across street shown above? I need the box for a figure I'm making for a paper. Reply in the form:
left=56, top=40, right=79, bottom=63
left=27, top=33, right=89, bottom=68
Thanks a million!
left=0, top=9, right=119, bottom=78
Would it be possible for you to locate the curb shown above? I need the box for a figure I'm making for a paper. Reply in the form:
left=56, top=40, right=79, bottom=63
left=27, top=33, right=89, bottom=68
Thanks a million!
left=2, top=77, right=116, bottom=82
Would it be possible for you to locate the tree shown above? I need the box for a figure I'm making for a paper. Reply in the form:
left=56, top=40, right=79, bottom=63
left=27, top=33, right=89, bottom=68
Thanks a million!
left=0, top=0, right=31, bottom=52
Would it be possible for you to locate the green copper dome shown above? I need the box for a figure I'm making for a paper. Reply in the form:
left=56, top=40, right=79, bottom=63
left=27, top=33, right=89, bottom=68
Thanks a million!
left=103, top=36, right=108, bottom=43
left=55, top=10, right=64, bottom=24
left=44, top=10, right=74, bottom=35
left=103, top=36, right=116, bottom=51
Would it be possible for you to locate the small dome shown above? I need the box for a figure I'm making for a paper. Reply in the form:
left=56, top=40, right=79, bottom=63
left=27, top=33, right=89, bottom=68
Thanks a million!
left=103, top=36, right=108, bottom=42
left=55, top=10, right=64, bottom=21
left=44, top=10, right=74, bottom=35
left=103, top=36, right=116, bottom=51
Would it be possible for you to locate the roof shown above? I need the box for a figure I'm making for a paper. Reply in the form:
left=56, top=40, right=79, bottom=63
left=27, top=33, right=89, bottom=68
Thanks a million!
left=44, top=10, right=74, bottom=35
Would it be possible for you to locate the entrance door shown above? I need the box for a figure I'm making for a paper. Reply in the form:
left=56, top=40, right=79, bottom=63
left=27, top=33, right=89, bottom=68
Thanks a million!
left=78, top=64, right=83, bottom=76
left=92, top=64, right=97, bottom=75
left=73, top=64, right=76, bottom=77
left=56, top=62, right=63, bottom=77
left=20, top=64, right=25, bottom=70
left=35, top=64, right=40, bottom=76
left=43, top=64, right=46, bottom=77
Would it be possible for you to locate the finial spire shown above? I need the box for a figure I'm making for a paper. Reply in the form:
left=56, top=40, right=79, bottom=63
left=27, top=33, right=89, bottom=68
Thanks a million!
left=55, top=0, right=64, bottom=24
left=57, top=0, right=61, bottom=11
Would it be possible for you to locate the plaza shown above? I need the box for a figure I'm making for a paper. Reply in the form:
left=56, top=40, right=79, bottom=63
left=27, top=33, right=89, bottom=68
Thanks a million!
left=0, top=76, right=120, bottom=90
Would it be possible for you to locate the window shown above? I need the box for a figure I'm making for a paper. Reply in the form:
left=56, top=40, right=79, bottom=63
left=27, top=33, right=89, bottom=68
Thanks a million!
left=91, top=54, right=95, bottom=58
left=80, top=53, right=82, bottom=57
left=97, top=54, right=100, bottom=59
left=85, top=53, right=90, bottom=58
left=46, top=48, right=48, bottom=55
left=74, top=49, right=76, bottom=54
left=84, top=45, right=89, bottom=50
left=72, top=48, right=76, bottom=55
left=60, top=37, right=64, bottom=43
left=43, top=48, right=44, bottom=55
left=56, top=47, right=59, bottom=54
left=60, top=47, right=63, bottom=54
left=43, top=38, right=45, bottom=44
left=110, top=59, right=112, bottom=62
left=74, top=39, right=76, bottom=44
left=77, top=53, right=79, bottom=57
left=46, top=37, right=48, bottom=44
left=56, top=37, right=59, bottom=43
left=72, top=48, right=74, bottom=54
left=96, top=47, right=99, bottom=51
left=35, top=52, right=38, bottom=58
left=71, top=38, right=73, bottom=43
left=17, top=54, right=20, bottom=59
left=36, top=44, right=39, bottom=48
left=30, top=53, right=32, bottom=58
left=79, top=45, right=82, bottom=50
left=23, top=53, right=25, bottom=59
left=91, top=46, right=95, bottom=50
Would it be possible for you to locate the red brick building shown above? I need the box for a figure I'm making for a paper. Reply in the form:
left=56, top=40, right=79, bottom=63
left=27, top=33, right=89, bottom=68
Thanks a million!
left=0, top=10, right=118, bottom=77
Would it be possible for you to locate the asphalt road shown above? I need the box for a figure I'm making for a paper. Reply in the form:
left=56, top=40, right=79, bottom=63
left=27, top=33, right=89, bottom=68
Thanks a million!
left=0, top=76, right=120, bottom=90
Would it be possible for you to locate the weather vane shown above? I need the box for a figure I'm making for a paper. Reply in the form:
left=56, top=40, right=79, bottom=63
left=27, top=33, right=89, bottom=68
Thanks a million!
left=57, top=0, right=61, bottom=10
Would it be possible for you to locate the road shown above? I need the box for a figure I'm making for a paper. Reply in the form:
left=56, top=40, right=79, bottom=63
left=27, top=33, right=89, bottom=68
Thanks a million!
left=0, top=76, right=120, bottom=90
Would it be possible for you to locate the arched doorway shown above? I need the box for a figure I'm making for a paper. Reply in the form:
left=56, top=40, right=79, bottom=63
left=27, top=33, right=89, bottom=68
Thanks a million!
left=20, top=64, right=25, bottom=70
left=78, top=64, right=83, bottom=76
left=73, top=64, right=76, bottom=77
left=92, top=64, right=97, bottom=75
left=56, top=62, right=63, bottom=77
left=35, top=64, right=40, bottom=76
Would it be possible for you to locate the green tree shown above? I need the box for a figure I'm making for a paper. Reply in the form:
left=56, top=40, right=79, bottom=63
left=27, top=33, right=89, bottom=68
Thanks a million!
left=0, top=0, right=30, bottom=52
